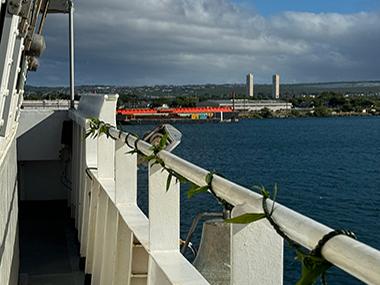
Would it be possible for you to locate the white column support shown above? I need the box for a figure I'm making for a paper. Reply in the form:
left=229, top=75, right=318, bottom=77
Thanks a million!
left=77, top=126, right=86, bottom=235
left=70, top=122, right=78, bottom=214
left=115, top=139, right=137, bottom=205
left=96, top=95, right=117, bottom=197
left=91, top=187, right=108, bottom=284
left=97, top=133, right=115, bottom=181
left=231, top=204, right=283, bottom=284
left=113, top=214, right=134, bottom=284
left=148, top=163, right=180, bottom=252
left=85, top=179, right=99, bottom=274
left=72, top=122, right=81, bottom=217
left=100, top=199, right=118, bottom=285
left=80, top=175, right=92, bottom=257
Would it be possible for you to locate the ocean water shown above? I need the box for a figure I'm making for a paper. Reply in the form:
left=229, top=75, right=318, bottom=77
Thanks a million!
left=123, top=116, right=380, bottom=284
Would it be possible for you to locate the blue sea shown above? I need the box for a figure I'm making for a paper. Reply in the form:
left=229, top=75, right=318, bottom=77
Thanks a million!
left=123, top=116, right=380, bottom=284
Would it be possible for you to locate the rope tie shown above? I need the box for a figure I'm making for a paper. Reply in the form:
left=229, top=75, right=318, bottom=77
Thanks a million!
left=261, top=194, right=357, bottom=285
left=134, top=137, right=140, bottom=151
left=206, top=172, right=234, bottom=213
left=125, top=133, right=133, bottom=149
left=312, top=229, right=357, bottom=257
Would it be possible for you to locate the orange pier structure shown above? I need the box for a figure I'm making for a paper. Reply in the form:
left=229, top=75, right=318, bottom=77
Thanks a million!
left=116, top=107, right=239, bottom=125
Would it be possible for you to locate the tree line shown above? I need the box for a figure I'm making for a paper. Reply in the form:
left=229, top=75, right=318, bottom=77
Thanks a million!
left=287, top=92, right=379, bottom=113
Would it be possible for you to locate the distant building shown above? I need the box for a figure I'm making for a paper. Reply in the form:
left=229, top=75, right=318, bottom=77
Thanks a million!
left=246, top=73, right=254, bottom=97
left=272, top=74, right=279, bottom=99
left=197, top=99, right=291, bottom=112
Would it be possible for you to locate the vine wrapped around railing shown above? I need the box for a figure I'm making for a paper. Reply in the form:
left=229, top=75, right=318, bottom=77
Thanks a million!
left=84, top=117, right=233, bottom=212
left=83, top=117, right=358, bottom=285
left=225, top=185, right=357, bottom=285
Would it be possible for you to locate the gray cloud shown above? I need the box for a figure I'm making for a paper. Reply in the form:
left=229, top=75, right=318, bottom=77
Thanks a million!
left=27, top=0, right=380, bottom=86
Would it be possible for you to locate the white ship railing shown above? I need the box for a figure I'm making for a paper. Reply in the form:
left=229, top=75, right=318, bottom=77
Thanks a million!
left=69, top=94, right=380, bottom=285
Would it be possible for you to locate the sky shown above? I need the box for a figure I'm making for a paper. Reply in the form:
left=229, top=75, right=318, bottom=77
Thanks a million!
left=26, top=0, right=380, bottom=87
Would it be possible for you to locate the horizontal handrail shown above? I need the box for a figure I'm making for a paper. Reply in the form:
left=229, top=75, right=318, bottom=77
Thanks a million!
left=107, top=125, right=380, bottom=284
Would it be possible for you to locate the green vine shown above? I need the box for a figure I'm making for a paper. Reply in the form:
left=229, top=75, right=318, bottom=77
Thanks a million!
left=83, top=117, right=123, bottom=141
left=225, top=185, right=357, bottom=285
left=83, top=118, right=232, bottom=211
left=134, top=131, right=233, bottom=211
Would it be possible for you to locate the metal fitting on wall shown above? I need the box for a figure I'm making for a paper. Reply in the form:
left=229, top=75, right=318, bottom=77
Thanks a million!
left=27, top=57, right=40, bottom=71
left=25, top=33, right=46, bottom=57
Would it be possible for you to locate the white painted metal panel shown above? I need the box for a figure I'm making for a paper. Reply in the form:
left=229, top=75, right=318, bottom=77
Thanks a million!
left=0, top=138, right=19, bottom=285
left=0, top=36, right=24, bottom=138
left=0, top=13, right=19, bottom=129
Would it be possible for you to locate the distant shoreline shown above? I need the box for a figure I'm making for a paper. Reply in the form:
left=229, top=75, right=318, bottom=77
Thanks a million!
left=239, top=110, right=379, bottom=119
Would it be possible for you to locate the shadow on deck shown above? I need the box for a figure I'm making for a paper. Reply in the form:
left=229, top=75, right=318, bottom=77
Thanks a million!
left=19, top=200, right=84, bottom=285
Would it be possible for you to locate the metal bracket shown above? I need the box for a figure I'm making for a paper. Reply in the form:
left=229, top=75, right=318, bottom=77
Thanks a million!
left=8, top=0, right=32, bottom=18
left=8, top=0, right=34, bottom=38
left=19, top=0, right=33, bottom=19
left=65, top=0, right=74, bottom=13
left=8, top=0, right=22, bottom=15
left=18, top=18, right=29, bottom=36
left=24, top=25, right=34, bottom=51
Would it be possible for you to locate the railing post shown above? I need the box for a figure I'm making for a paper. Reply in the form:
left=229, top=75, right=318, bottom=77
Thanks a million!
left=79, top=121, right=97, bottom=260
left=115, top=140, right=137, bottom=204
left=113, top=214, right=134, bottom=284
left=97, top=132, right=114, bottom=182
left=85, top=179, right=100, bottom=276
left=148, top=163, right=180, bottom=252
left=77, top=126, right=85, bottom=240
left=147, top=162, right=180, bottom=284
left=230, top=204, right=283, bottom=284
left=100, top=199, right=118, bottom=285
left=94, top=95, right=118, bottom=283
left=91, top=187, right=108, bottom=284
left=79, top=174, right=92, bottom=259
left=97, top=95, right=117, bottom=184
left=113, top=138, right=140, bottom=284
left=70, top=122, right=78, bottom=214
left=72, top=122, right=81, bottom=217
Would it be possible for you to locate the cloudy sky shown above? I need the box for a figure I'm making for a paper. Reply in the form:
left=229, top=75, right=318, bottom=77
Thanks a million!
left=26, top=0, right=380, bottom=87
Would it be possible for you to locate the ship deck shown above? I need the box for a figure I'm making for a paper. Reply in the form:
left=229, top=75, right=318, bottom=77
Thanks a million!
left=18, top=200, right=84, bottom=285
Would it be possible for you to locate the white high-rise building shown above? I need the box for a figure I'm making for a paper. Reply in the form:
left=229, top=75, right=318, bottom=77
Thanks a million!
left=246, top=73, right=254, bottom=97
left=272, top=74, right=279, bottom=99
